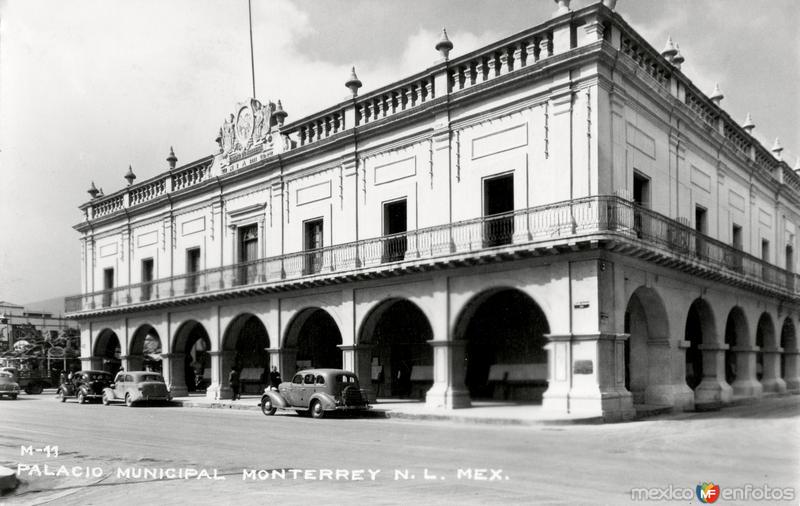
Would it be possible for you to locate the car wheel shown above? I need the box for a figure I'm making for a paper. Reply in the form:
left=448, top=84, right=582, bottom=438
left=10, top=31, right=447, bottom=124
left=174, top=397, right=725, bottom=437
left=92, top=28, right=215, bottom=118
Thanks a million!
left=102, top=392, right=111, bottom=406
left=78, top=392, right=86, bottom=404
left=310, top=400, right=325, bottom=419
left=125, top=394, right=134, bottom=407
left=10, top=394, right=17, bottom=400
left=261, top=398, right=277, bottom=416
left=59, top=390, right=67, bottom=403
left=26, top=383, right=43, bottom=395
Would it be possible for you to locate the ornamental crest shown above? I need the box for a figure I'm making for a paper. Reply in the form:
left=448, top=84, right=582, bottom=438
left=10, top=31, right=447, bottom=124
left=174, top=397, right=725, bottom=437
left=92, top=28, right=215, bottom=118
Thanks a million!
left=216, top=98, right=276, bottom=157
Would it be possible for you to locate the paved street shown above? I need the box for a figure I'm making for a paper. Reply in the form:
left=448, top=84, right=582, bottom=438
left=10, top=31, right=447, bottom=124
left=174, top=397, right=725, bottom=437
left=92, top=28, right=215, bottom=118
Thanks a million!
left=1, top=394, right=798, bottom=505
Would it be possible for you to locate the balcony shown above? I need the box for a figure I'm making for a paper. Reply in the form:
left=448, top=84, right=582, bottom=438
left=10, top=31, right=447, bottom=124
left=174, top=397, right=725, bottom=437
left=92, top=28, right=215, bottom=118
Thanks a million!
left=65, top=196, right=800, bottom=316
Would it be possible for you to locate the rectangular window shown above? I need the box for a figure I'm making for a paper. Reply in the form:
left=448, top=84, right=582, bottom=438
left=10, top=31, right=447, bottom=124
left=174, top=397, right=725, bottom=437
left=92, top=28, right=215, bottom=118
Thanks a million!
left=730, top=224, right=743, bottom=273
left=303, top=219, right=323, bottom=275
left=761, top=239, right=770, bottom=262
left=186, top=248, right=201, bottom=294
left=141, top=258, right=154, bottom=301
left=632, top=172, right=650, bottom=238
left=237, top=225, right=258, bottom=285
left=694, top=206, right=707, bottom=259
left=382, top=199, right=407, bottom=263
left=483, top=173, right=514, bottom=247
left=102, top=268, right=114, bottom=307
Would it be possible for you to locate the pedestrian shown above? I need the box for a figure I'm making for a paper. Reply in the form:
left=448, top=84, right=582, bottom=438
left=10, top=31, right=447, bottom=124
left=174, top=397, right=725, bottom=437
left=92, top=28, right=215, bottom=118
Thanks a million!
left=269, top=366, right=282, bottom=390
left=229, top=367, right=240, bottom=400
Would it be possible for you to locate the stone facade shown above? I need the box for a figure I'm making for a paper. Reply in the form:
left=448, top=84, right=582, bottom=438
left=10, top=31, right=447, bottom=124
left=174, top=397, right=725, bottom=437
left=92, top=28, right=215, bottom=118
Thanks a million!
left=66, top=2, right=800, bottom=421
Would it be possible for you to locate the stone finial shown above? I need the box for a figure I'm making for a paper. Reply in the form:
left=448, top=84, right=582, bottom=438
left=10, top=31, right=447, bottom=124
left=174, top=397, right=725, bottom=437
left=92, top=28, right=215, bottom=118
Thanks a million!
left=435, top=28, right=453, bottom=59
left=709, top=83, right=724, bottom=106
left=772, top=138, right=783, bottom=160
left=672, top=44, right=685, bottom=69
left=602, top=0, right=618, bottom=9
left=742, top=113, right=755, bottom=133
left=345, top=67, right=363, bottom=97
left=661, top=36, right=677, bottom=61
left=553, top=0, right=571, bottom=16
left=166, top=146, right=177, bottom=169
left=97, top=187, right=104, bottom=197
left=124, top=165, right=136, bottom=185
left=87, top=181, right=99, bottom=199
left=274, top=100, right=288, bottom=127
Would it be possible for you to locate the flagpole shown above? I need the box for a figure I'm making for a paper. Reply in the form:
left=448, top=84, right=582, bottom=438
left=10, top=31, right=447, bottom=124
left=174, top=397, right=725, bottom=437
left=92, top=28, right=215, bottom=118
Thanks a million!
left=248, top=0, right=256, bottom=98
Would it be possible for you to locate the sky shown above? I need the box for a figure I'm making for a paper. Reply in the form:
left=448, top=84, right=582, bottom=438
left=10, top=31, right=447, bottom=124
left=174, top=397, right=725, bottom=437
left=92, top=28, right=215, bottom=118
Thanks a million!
left=0, top=0, right=798, bottom=312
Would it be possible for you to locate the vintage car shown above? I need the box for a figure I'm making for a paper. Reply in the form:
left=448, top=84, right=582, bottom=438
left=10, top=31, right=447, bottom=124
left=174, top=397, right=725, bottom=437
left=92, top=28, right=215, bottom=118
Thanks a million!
left=0, top=371, right=20, bottom=400
left=260, top=368, right=369, bottom=419
left=58, top=370, right=113, bottom=404
left=102, top=371, right=171, bottom=407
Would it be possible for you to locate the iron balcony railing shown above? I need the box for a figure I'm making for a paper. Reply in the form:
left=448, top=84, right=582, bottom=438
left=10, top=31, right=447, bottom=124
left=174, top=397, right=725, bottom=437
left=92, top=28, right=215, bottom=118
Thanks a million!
left=65, top=196, right=800, bottom=313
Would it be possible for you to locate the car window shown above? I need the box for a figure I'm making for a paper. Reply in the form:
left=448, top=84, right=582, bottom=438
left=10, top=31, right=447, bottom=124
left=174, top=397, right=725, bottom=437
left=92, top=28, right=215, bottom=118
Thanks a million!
left=114, top=373, right=124, bottom=383
left=141, top=374, right=163, bottom=382
left=303, top=374, right=315, bottom=385
left=125, top=374, right=133, bottom=382
left=316, top=375, right=325, bottom=385
left=292, top=374, right=303, bottom=384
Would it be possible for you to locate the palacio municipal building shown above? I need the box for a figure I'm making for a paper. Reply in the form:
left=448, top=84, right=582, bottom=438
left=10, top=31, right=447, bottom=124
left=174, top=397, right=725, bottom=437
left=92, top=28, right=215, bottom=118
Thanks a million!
left=65, top=0, right=800, bottom=421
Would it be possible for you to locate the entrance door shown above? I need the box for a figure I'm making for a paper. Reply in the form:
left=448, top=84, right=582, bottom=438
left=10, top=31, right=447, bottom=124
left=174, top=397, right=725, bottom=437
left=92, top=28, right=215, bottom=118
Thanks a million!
left=102, top=268, right=114, bottom=307
left=141, top=259, right=154, bottom=301
left=483, top=174, right=514, bottom=247
left=238, top=225, right=258, bottom=284
left=186, top=248, right=201, bottom=294
left=382, top=199, right=407, bottom=263
left=303, top=219, right=323, bottom=274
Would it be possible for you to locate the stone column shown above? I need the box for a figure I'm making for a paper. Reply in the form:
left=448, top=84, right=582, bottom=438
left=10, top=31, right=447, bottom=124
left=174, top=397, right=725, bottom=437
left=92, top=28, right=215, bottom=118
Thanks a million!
left=760, top=347, right=787, bottom=393
left=694, top=343, right=733, bottom=408
left=118, top=355, right=132, bottom=373
left=783, top=350, right=800, bottom=391
left=341, top=344, right=375, bottom=402
left=163, top=352, right=187, bottom=398
left=542, top=334, right=571, bottom=412
left=267, top=347, right=295, bottom=383
left=566, top=333, right=635, bottom=422
left=643, top=338, right=694, bottom=411
left=731, top=345, right=763, bottom=398
left=80, top=355, right=98, bottom=372
left=206, top=350, right=233, bottom=400
left=425, top=340, right=470, bottom=409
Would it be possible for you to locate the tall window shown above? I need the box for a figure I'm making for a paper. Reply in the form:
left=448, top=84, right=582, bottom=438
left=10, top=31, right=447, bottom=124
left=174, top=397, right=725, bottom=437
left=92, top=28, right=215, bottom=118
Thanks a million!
left=141, top=258, right=154, bottom=301
left=731, top=224, right=743, bottom=272
left=483, top=174, right=514, bottom=247
left=694, top=206, right=707, bottom=259
left=303, top=219, right=323, bottom=275
left=238, top=225, right=258, bottom=285
left=632, top=172, right=650, bottom=238
left=186, top=248, right=201, bottom=294
left=382, top=199, right=407, bottom=263
left=102, top=268, right=114, bottom=307
left=786, top=244, right=794, bottom=272
left=761, top=239, right=770, bottom=262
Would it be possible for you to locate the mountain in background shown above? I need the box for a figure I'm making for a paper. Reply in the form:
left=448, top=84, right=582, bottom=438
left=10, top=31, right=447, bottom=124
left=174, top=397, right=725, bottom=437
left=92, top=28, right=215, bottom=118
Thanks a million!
left=20, top=296, right=69, bottom=317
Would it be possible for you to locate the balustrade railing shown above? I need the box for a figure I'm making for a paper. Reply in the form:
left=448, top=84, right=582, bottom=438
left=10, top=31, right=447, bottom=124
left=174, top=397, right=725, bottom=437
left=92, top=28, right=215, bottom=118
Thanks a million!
left=65, top=196, right=800, bottom=314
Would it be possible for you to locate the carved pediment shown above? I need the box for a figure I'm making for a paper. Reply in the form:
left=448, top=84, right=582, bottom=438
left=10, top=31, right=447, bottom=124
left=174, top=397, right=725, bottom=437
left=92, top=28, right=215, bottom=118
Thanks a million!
left=216, top=98, right=279, bottom=158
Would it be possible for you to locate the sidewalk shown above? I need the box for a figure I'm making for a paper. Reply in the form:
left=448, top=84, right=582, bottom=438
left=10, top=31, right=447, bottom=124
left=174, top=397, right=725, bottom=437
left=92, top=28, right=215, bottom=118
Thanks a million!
left=170, top=393, right=609, bottom=425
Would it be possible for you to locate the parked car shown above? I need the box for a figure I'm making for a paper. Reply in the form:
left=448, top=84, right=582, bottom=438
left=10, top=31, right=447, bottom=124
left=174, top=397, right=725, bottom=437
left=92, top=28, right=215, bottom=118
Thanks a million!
left=0, top=371, right=20, bottom=400
left=58, top=370, right=113, bottom=404
left=102, top=371, right=171, bottom=407
left=0, top=364, right=53, bottom=394
left=260, top=368, right=369, bottom=419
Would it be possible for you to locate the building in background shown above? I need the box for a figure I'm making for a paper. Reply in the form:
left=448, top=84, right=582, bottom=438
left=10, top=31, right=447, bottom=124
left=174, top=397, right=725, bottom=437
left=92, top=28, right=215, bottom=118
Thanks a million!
left=65, top=0, right=800, bottom=421
left=0, top=301, right=77, bottom=353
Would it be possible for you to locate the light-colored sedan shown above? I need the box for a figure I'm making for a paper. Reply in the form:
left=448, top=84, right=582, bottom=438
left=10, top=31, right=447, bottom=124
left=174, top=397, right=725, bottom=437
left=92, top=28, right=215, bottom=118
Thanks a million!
left=260, top=368, right=369, bottom=419
left=0, top=371, right=20, bottom=400
left=102, top=371, right=171, bottom=407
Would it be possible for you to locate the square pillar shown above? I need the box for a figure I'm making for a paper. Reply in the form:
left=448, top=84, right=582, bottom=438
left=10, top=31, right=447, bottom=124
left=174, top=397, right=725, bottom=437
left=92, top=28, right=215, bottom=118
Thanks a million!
left=542, top=334, right=571, bottom=412
left=205, top=350, right=233, bottom=400
left=267, top=347, right=295, bottom=384
left=783, top=350, right=800, bottom=391
left=643, top=338, right=694, bottom=411
left=425, top=340, right=470, bottom=409
left=162, top=352, right=187, bottom=398
left=694, top=343, right=733, bottom=408
left=731, top=345, right=763, bottom=399
left=760, top=348, right=787, bottom=393
left=342, top=344, right=375, bottom=402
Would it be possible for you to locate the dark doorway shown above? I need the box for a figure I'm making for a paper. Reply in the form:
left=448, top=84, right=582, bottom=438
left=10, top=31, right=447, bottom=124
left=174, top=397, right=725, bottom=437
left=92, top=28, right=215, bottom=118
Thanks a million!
left=461, top=289, right=549, bottom=401
left=293, top=309, right=342, bottom=370
left=95, top=330, right=121, bottom=375
left=382, top=199, right=408, bottom=263
left=238, top=225, right=258, bottom=285
left=186, top=248, right=201, bottom=294
left=684, top=303, right=704, bottom=390
left=102, top=268, right=114, bottom=307
left=695, top=206, right=707, bottom=259
left=633, top=172, right=649, bottom=238
left=303, top=219, right=324, bottom=274
left=182, top=325, right=211, bottom=392
left=483, top=174, right=514, bottom=247
left=224, top=315, right=270, bottom=395
left=141, top=258, right=154, bottom=301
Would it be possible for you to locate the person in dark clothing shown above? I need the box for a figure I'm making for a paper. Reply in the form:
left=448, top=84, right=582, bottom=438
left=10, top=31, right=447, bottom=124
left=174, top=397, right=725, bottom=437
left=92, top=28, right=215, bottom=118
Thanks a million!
left=269, top=366, right=282, bottom=390
left=229, top=368, right=241, bottom=400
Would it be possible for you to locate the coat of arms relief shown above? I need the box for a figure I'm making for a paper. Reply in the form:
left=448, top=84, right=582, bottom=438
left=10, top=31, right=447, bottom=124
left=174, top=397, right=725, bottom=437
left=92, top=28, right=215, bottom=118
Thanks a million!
left=216, top=98, right=280, bottom=157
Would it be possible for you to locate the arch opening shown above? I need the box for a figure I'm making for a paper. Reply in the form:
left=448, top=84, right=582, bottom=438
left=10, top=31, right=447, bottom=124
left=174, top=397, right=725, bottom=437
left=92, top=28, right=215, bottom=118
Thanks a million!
left=780, top=318, right=796, bottom=380
left=94, top=329, right=122, bottom=376
left=129, top=325, right=162, bottom=373
left=222, top=314, right=271, bottom=394
left=284, top=309, right=342, bottom=375
left=359, top=299, right=433, bottom=399
left=724, top=307, right=748, bottom=385
left=171, top=321, right=211, bottom=394
left=624, top=287, right=669, bottom=404
left=684, top=298, right=715, bottom=390
left=457, top=289, right=550, bottom=402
